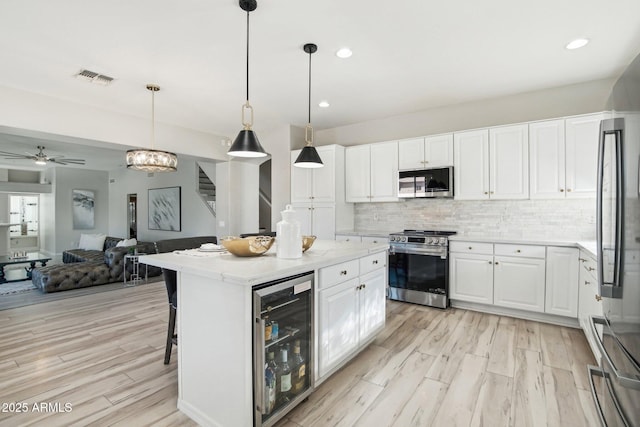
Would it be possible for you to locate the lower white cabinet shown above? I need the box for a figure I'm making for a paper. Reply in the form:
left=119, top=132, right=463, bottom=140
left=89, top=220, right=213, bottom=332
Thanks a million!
left=493, top=255, right=546, bottom=313
left=578, top=250, right=603, bottom=328
left=449, top=252, right=494, bottom=304
left=317, top=252, right=386, bottom=379
left=545, top=247, right=579, bottom=317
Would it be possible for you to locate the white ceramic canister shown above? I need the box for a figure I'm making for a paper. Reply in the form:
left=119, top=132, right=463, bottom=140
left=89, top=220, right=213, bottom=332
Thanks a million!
left=276, top=204, right=302, bottom=259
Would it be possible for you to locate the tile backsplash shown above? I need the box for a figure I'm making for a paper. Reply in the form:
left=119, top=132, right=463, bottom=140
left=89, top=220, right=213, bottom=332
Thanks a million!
left=355, top=198, right=596, bottom=240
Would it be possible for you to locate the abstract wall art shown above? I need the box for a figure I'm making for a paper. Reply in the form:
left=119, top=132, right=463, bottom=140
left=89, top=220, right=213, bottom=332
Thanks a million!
left=148, top=186, right=181, bottom=231
left=72, top=189, right=95, bottom=229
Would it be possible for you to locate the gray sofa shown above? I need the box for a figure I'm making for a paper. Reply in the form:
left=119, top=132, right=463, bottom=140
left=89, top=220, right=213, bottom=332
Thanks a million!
left=31, top=236, right=162, bottom=293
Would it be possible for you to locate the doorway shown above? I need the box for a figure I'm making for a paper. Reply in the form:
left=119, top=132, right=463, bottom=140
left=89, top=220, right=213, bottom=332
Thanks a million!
left=127, top=194, right=137, bottom=239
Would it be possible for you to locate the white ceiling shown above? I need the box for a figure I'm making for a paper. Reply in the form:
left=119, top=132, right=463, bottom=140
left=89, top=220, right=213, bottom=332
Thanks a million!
left=1, top=0, right=640, bottom=167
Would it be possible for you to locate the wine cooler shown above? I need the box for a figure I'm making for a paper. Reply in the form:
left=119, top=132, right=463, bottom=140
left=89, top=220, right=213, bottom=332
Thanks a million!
left=253, top=272, right=314, bottom=427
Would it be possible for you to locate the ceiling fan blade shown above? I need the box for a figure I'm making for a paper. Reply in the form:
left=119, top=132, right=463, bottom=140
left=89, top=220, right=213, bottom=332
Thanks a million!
left=49, top=158, right=86, bottom=165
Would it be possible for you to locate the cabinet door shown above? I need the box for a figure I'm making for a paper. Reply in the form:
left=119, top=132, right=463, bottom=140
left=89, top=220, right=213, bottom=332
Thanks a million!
left=293, top=205, right=313, bottom=236
left=424, top=134, right=454, bottom=167
left=370, top=141, right=398, bottom=201
left=545, top=247, right=579, bottom=317
left=494, top=256, right=545, bottom=312
left=311, top=146, right=336, bottom=203
left=345, top=145, right=371, bottom=202
left=449, top=252, right=494, bottom=304
left=454, top=129, right=490, bottom=200
left=291, top=150, right=313, bottom=203
left=358, top=268, right=387, bottom=344
left=529, top=120, right=566, bottom=199
left=398, top=137, right=425, bottom=170
left=311, top=205, right=335, bottom=240
left=318, top=278, right=359, bottom=378
left=565, top=114, right=605, bottom=198
left=489, top=124, right=529, bottom=200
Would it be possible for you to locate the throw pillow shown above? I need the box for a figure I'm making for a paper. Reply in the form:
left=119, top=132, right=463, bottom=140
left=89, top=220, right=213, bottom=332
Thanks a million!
left=78, top=233, right=107, bottom=251
left=116, top=238, right=138, bottom=247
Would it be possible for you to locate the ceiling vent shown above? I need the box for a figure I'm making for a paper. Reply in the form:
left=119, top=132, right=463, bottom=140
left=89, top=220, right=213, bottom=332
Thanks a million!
left=74, top=69, right=115, bottom=86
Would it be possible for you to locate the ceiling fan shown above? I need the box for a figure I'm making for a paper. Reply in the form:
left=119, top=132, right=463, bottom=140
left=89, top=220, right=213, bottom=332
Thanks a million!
left=0, top=145, right=86, bottom=166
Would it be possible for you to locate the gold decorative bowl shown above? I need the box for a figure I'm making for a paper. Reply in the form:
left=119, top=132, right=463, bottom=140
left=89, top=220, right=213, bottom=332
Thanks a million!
left=220, top=236, right=275, bottom=257
left=302, top=235, right=316, bottom=252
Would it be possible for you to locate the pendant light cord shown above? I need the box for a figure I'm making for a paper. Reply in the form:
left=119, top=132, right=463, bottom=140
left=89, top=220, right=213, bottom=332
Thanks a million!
left=246, top=11, right=250, bottom=103
left=308, top=50, right=311, bottom=125
left=150, top=89, right=155, bottom=149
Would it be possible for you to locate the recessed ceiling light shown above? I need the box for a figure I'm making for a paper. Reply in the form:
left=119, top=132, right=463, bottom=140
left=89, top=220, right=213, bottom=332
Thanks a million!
left=336, top=47, right=353, bottom=59
left=319, top=101, right=330, bottom=108
left=565, top=38, right=589, bottom=50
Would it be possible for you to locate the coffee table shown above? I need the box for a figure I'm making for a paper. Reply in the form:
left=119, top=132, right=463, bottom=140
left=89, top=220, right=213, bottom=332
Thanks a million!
left=0, top=252, right=52, bottom=283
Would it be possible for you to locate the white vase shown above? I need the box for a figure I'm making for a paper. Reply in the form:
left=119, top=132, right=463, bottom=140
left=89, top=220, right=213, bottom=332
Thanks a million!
left=276, top=205, right=302, bottom=259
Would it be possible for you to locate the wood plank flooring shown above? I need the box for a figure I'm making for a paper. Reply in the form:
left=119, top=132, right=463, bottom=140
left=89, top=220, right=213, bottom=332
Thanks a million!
left=0, top=282, right=599, bottom=426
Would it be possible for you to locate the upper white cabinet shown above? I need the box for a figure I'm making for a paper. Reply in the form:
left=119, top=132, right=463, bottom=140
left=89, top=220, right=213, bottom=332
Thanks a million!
left=454, top=124, right=528, bottom=200
left=453, top=129, right=490, bottom=200
left=345, top=141, right=398, bottom=202
left=295, top=204, right=336, bottom=240
left=291, top=145, right=338, bottom=204
left=398, top=134, right=453, bottom=170
left=529, top=119, right=566, bottom=199
left=565, top=113, right=607, bottom=198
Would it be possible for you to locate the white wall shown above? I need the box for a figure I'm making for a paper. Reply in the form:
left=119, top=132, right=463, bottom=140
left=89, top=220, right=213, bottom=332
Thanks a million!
left=108, top=158, right=218, bottom=242
left=315, top=78, right=614, bottom=146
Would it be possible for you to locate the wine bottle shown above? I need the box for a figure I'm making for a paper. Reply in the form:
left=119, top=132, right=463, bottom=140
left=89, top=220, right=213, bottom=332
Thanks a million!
left=264, top=362, right=276, bottom=414
left=264, top=317, right=272, bottom=342
left=277, top=348, right=292, bottom=404
left=291, top=340, right=306, bottom=394
left=267, top=350, right=279, bottom=406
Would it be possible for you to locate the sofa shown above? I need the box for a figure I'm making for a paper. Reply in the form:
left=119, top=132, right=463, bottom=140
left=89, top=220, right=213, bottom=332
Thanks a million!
left=31, top=236, right=162, bottom=293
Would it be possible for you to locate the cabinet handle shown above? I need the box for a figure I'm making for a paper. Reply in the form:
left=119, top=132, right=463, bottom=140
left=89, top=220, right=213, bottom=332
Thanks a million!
left=494, top=261, right=499, bottom=265
left=490, top=191, right=494, bottom=194
left=340, top=270, right=348, bottom=275
left=516, top=249, right=521, bottom=253
left=584, top=280, right=591, bottom=285
left=488, top=261, right=492, bottom=264
left=567, top=189, right=572, bottom=192
left=595, top=294, right=602, bottom=302
left=362, top=284, right=366, bottom=289
left=468, top=246, right=473, bottom=250
left=372, top=260, right=378, bottom=264
left=579, top=258, right=587, bottom=262
left=484, top=192, right=488, bottom=195
left=560, top=189, right=565, bottom=192
left=587, top=267, right=595, bottom=272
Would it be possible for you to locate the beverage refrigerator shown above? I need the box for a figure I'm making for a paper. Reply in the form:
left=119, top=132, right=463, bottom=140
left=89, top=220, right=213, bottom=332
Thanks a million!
left=252, top=272, right=314, bottom=427
left=588, top=51, right=640, bottom=426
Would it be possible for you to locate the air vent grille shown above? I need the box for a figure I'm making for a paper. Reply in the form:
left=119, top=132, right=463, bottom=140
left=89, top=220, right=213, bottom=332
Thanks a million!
left=74, top=69, right=115, bottom=86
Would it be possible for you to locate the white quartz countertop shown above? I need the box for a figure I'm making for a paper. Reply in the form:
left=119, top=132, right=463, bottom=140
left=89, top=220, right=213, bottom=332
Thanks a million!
left=449, top=235, right=598, bottom=258
left=335, top=229, right=395, bottom=237
left=139, top=239, right=388, bottom=286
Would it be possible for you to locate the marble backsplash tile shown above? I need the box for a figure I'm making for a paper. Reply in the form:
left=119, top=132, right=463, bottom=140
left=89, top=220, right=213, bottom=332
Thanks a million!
left=355, top=198, right=597, bottom=240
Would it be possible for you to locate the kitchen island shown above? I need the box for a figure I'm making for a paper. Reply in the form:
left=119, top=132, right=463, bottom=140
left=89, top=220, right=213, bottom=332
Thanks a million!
left=140, top=239, right=388, bottom=427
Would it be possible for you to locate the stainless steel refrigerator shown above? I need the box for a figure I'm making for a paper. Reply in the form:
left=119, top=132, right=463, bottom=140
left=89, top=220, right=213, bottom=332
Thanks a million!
left=589, top=51, right=640, bottom=426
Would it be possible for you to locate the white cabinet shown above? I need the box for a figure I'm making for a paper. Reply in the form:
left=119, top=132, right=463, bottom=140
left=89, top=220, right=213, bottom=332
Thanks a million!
left=529, top=119, right=566, bottom=199
left=545, top=247, right=579, bottom=317
left=454, top=125, right=528, bottom=200
left=295, top=205, right=335, bottom=240
left=450, top=252, right=494, bottom=304
left=494, top=253, right=546, bottom=313
left=565, top=113, right=606, bottom=198
left=291, top=145, right=337, bottom=204
left=398, top=134, right=453, bottom=170
left=578, top=251, right=602, bottom=328
left=454, top=129, right=490, bottom=200
left=345, top=141, right=398, bottom=202
left=317, top=252, right=386, bottom=379
left=489, top=124, right=529, bottom=200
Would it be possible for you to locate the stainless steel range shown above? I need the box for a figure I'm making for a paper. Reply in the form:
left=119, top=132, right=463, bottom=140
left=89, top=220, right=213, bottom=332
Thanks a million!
left=388, top=230, right=456, bottom=309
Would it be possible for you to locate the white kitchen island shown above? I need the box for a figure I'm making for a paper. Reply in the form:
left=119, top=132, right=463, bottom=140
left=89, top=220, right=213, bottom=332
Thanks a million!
left=140, top=239, right=388, bottom=427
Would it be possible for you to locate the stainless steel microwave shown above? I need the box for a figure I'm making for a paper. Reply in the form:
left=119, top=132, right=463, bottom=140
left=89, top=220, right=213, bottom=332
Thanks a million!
left=398, top=167, right=454, bottom=198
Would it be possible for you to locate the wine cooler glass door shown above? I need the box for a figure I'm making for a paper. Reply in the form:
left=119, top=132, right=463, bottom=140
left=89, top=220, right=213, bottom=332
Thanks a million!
left=253, top=272, right=314, bottom=427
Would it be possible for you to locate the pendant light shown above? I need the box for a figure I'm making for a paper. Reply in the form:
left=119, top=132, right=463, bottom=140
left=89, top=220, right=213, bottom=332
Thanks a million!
left=126, top=84, right=178, bottom=172
left=228, top=0, right=268, bottom=158
left=294, top=43, right=324, bottom=168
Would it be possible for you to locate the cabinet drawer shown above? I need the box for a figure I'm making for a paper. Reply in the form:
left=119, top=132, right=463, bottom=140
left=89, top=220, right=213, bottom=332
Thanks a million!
left=494, top=244, right=545, bottom=259
left=361, top=235, right=389, bottom=244
left=450, top=241, right=493, bottom=255
left=318, top=259, right=359, bottom=289
left=335, top=234, right=361, bottom=242
left=360, top=251, right=387, bottom=275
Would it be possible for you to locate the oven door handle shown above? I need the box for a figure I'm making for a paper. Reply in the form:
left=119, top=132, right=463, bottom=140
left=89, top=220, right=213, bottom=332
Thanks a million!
left=389, top=247, right=448, bottom=259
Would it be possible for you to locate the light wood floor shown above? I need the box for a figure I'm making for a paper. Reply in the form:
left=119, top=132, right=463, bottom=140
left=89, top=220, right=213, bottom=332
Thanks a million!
left=0, top=282, right=599, bottom=427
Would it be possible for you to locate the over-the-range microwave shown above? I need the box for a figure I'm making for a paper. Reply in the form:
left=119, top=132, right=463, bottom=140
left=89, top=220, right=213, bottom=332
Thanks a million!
left=398, top=166, right=454, bottom=198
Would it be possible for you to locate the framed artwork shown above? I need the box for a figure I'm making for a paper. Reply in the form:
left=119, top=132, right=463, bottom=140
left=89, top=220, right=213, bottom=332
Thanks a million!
left=72, top=189, right=95, bottom=229
left=148, top=186, right=181, bottom=231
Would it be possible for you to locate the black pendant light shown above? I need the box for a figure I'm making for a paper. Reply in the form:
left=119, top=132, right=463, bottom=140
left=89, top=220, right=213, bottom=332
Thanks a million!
left=294, top=43, right=324, bottom=168
left=228, top=0, right=268, bottom=158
